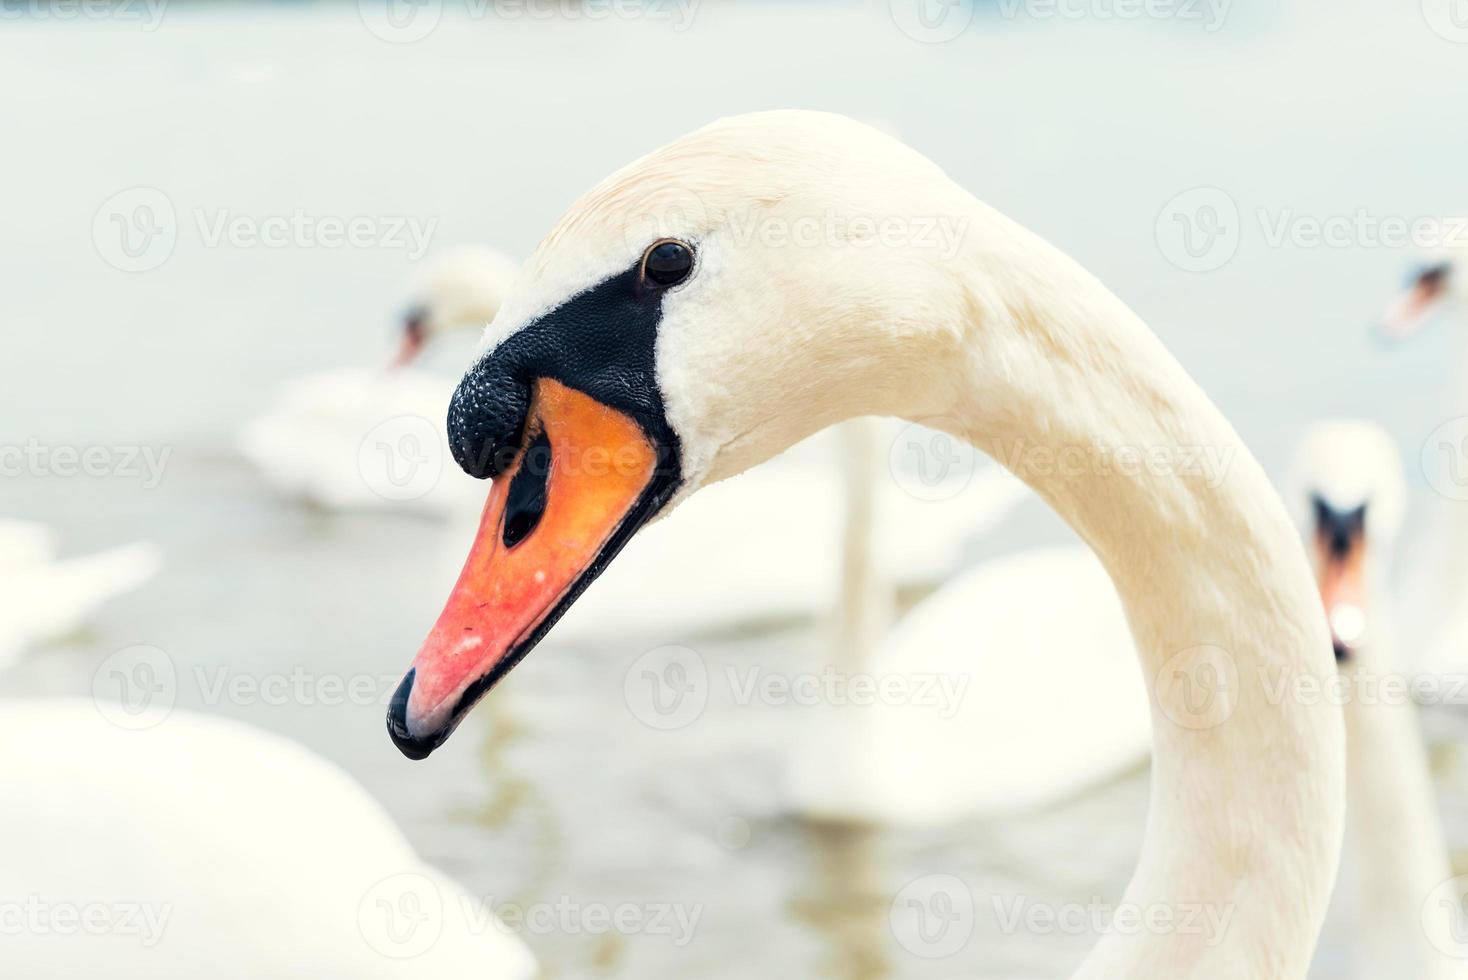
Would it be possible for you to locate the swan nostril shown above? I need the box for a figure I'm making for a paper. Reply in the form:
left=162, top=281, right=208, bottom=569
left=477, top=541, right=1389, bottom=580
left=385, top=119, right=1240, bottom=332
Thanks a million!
left=502, top=429, right=552, bottom=549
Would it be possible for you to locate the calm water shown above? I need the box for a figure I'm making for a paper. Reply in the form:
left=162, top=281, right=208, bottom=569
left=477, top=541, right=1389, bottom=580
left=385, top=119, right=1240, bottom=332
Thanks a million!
left=3, top=3, right=1467, bottom=977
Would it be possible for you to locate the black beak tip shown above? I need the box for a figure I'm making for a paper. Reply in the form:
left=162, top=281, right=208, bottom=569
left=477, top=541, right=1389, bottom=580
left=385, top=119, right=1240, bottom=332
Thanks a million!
left=1332, top=640, right=1351, bottom=663
left=386, top=669, right=443, bottom=761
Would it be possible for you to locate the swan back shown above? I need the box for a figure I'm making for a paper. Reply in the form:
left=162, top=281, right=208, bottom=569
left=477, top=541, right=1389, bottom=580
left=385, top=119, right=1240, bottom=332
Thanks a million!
left=0, top=702, right=537, bottom=979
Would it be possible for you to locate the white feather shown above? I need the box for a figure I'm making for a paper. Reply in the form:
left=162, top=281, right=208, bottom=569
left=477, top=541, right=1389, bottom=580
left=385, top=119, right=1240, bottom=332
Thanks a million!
left=0, top=701, right=537, bottom=979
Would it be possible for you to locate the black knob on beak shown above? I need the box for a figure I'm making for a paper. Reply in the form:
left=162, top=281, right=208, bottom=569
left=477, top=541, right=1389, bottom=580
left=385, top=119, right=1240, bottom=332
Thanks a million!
left=447, top=359, right=531, bottom=480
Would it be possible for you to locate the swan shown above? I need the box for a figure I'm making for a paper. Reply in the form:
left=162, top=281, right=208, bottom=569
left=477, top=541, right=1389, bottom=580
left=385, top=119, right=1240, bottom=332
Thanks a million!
left=783, top=417, right=1149, bottom=824
left=388, top=111, right=1345, bottom=977
left=0, top=700, right=537, bottom=979
left=1376, top=234, right=1468, bottom=677
left=1379, top=236, right=1465, bottom=343
left=1287, top=421, right=1468, bottom=979
left=238, top=245, right=518, bottom=514
left=0, top=520, right=160, bottom=667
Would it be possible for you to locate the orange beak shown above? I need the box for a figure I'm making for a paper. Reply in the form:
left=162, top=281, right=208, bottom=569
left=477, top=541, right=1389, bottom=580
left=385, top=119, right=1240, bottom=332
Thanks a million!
left=388, top=378, right=661, bottom=758
left=1379, top=265, right=1450, bottom=342
left=1315, top=527, right=1369, bottom=662
left=389, top=312, right=428, bottom=368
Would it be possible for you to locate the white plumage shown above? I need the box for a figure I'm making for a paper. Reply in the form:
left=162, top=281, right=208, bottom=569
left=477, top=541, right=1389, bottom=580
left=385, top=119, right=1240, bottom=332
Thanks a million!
left=0, top=700, right=537, bottom=979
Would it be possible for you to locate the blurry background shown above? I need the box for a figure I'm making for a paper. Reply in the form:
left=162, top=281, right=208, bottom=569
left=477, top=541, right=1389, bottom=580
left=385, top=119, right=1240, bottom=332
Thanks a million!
left=2, top=1, right=1466, bottom=977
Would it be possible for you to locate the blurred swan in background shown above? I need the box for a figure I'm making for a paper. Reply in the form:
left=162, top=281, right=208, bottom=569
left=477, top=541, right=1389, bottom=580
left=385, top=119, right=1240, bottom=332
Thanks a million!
left=0, top=521, right=159, bottom=667
left=1377, top=235, right=1468, bottom=680
left=783, top=419, right=1147, bottom=824
left=0, top=701, right=538, bottom=979
left=1289, top=421, right=1467, bottom=979
left=391, top=246, right=522, bottom=368
left=239, top=245, right=518, bottom=515
left=1379, top=235, right=1464, bottom=343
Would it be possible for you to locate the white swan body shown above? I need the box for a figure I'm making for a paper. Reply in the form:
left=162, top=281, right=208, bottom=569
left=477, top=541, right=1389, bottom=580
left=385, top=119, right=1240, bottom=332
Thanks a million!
left=0, top=521, right=159, bottom=667
left=786, top=544, right=1148, bottom=823
left=401, top=112, right=1346, bottom=977
left=1289, top=422, right=1468, bottom=979
left=240, top=246, right=518, bottom=515
left=784, top=417, right=1146, bottom=823
left=0, top=700, right=536, bottom=979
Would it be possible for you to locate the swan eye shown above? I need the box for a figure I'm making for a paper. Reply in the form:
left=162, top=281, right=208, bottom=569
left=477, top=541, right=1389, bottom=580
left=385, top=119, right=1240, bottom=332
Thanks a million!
left=642, top=240, right=694, bottom=288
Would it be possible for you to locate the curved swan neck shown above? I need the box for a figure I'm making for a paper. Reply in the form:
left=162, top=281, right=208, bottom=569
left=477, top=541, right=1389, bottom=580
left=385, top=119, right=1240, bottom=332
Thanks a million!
left=832, top=417, right=894, bottom=674
left=865, top=194, right=1346, bottom=978
left=1341, top=592, right=1461, bottom=978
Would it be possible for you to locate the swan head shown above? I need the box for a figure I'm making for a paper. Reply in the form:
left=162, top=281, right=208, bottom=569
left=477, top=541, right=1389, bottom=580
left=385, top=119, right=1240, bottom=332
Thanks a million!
left=393, top=245, right=520, bottom=366
left=387, top=111, right=971, bottom=758
left=1287, top=420, right=1405, bottom=663
left=1378, top=236, right=1465, bottom=342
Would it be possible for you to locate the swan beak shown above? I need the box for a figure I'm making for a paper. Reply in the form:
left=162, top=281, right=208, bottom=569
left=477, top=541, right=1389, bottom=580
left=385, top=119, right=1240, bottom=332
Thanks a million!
left=388, top=379, right=660, bottom=759
left=390, top=309, right=428, bottom=368
left=1379, top=263, right=1450, bottom=341
left=1313, top=504, right=1369, bottom=662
